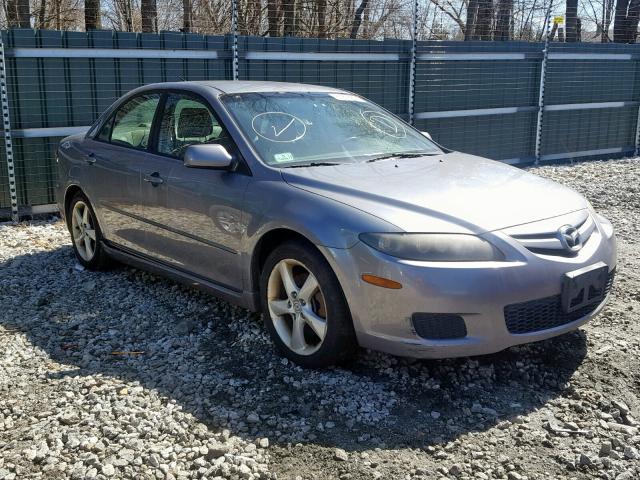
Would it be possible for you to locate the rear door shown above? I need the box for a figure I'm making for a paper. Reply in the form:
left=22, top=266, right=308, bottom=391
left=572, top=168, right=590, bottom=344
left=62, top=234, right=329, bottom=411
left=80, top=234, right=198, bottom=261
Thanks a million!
left=83, top=92, right=162, bottom=251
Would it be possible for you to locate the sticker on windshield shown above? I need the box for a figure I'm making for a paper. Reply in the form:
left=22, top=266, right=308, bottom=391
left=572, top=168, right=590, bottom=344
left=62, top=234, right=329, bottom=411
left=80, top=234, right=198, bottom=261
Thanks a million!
left=251, top=112, right=307, bottom=143
left=361, top=110, right=406, bottom=138
left=329, top=93, right=365, bottom=102
left=274, top=152, right=295, bottom=163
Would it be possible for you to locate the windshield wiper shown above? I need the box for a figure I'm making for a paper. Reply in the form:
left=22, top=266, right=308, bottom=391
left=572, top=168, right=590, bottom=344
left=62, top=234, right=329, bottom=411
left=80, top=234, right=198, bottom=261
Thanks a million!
left=282, top=162, right=342, bottom=168
left=365, top=152, right=440, bottom=163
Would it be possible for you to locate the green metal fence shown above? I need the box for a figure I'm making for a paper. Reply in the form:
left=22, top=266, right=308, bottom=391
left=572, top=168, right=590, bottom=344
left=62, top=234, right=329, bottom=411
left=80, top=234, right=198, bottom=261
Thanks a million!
left=1, top=29, right=640, bottom=219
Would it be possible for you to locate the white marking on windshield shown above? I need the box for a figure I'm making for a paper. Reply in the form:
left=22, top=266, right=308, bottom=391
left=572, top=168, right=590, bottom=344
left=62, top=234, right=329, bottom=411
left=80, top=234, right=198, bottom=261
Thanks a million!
left=361, top=110, right=407, bottom=138
left=272, top=117, right=296, bottom=137
left=251, top=112, right=307, bottom=143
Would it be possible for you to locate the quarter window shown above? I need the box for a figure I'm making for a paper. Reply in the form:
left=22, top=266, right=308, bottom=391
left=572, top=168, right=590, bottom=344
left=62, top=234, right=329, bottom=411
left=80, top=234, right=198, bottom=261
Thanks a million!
left=108, top=93, right=161, bottom=150
left=96, top=115, right=114, bottom=142
left=157, top=94, right=228, bottom=158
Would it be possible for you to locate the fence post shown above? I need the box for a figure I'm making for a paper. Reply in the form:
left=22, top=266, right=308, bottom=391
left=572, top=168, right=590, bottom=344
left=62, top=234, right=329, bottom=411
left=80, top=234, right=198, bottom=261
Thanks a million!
left=635, top=101, right=640, bottom=157
left=231, top=0, right=239, bottom=81
left=0, top=34, right=18, bottom=222
left=407, top=0, right=418, bottom=125
left=534, top=16, right=552, bottom=165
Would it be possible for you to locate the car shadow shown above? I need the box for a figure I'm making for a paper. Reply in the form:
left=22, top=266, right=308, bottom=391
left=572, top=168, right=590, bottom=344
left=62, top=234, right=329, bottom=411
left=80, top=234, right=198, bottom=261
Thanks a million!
left=1, top=244, right=588, bottom=452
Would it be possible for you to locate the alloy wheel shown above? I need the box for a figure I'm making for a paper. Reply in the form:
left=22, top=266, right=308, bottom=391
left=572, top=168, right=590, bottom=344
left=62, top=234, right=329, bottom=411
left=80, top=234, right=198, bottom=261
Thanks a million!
left=266, top=258, right=328, bottom=356
left=71, top=200, right=97, bottom=262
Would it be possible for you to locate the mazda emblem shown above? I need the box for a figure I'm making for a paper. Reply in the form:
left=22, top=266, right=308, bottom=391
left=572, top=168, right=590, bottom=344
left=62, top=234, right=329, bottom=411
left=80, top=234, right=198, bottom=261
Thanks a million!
left=557, top=224, right=582, bottom=252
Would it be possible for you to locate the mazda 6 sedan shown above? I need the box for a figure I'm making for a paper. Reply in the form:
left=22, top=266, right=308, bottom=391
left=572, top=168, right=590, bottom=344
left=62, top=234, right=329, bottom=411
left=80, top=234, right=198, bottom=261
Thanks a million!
left=56, top=81, right=617, bottom=368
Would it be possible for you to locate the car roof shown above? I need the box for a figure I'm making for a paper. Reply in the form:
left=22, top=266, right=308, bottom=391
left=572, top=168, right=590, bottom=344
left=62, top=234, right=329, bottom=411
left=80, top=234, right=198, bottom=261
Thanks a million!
left=142, top=80, right=345, bottom=95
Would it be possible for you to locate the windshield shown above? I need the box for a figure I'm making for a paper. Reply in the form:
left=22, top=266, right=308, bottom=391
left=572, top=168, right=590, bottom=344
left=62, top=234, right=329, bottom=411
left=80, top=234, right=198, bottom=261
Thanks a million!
left=220, top=92, right=443, bottom=167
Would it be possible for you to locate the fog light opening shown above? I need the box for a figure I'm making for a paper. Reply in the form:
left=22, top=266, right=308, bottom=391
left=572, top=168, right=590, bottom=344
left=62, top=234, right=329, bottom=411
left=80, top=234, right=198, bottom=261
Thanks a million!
left=361, top=274, right=402, bottom=289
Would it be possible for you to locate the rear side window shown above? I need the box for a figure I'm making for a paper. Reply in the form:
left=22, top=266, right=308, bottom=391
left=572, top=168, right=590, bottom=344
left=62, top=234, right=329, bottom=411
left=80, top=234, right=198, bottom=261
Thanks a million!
left=157, top=93, right=229, bottom=158
left=104, top=93, right=161, bottom=150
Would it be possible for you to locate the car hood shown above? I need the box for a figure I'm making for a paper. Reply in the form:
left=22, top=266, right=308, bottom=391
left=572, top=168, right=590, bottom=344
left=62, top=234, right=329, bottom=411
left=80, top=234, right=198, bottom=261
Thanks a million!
left=281, top=152, right=588, bottom=234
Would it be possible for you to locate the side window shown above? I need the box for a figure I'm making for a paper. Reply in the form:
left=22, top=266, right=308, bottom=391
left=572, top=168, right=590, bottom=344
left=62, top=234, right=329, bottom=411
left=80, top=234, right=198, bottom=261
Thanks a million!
left=108, top=93, right=161, bottom=150
left=157, top=93, right=228, bottom=158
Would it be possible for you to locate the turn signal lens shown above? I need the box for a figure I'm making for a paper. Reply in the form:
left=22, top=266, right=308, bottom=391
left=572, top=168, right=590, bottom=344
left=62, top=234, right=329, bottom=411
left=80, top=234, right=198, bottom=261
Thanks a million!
left=361, top=274, right=402, bottom=289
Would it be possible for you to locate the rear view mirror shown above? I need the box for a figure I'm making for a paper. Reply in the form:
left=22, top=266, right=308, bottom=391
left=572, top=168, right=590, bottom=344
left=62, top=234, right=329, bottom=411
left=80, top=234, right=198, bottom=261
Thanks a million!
left=184, top=144, right=233, bottom=169
left=421, top=131, right=432, bottom=140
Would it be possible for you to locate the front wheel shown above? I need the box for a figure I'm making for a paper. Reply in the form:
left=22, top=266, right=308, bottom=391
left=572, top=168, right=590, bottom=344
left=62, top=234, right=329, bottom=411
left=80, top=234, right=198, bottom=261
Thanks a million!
left=260, top=240, right=357, bottom=368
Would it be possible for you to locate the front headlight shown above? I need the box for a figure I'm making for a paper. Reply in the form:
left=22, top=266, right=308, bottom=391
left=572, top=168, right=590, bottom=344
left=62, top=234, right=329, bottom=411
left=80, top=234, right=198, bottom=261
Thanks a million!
left=595, top=213, right=614, bottom=238
left=359, top=233, right=505, bottom=262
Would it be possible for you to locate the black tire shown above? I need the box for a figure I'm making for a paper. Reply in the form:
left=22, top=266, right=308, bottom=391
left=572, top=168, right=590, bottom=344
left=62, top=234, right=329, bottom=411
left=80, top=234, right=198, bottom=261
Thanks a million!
left=67, top=191, right=111, bottom=270
left=260, top=240, right=357, bottom=368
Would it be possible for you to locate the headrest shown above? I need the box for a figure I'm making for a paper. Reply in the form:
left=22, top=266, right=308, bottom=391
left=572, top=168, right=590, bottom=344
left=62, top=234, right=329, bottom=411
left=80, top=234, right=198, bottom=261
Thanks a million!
left=177, top=108, right=212, bottom=138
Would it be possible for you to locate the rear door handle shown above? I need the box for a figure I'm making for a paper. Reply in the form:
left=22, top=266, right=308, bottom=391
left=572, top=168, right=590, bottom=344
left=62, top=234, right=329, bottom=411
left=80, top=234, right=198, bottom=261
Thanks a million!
left=143, top=172, right=164, bottom=186
left=85, top=153, right=97, bottom=165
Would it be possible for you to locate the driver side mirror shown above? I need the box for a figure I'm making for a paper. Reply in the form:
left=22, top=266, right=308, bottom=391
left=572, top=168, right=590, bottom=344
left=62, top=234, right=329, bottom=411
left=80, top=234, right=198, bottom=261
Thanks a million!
left=184, top=144, right=233, bottom=170
left=421, top=131, right=432, bottom=140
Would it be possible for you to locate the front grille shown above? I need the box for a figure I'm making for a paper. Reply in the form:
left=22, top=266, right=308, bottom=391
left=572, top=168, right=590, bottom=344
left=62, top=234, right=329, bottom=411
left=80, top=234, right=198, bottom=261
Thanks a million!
left=412, top=313, right=467, bottom=340
left=505, top=211, right=597, bottom=257
left=504, top=269, right=615, bottom=334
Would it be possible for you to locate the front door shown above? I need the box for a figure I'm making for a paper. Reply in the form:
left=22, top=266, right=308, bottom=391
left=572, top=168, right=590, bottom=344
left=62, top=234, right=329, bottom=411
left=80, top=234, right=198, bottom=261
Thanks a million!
left=148, top=92, right=251, bottom=291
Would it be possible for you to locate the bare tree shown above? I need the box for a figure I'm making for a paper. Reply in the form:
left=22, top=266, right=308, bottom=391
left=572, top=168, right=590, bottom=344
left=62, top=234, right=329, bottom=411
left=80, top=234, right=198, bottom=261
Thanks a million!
left=85, top=0, right=101, bottom=29
left=603, top=0, right=614, bottom=41
left=614, top=0, right=640, bottom=42
left=242, top=0, right=261, bottom=35
left=0, top=0, right=559, bottom=44
left=317, top=0, right=327, bottom=37
left=474, top=0, right=494, bottom=39
left=350, top=0, right=369, bottom=38
left=565, top=0, right=579, bottom=41
left=182, top=0, right=192, bottom=32
left=141, top=0, right=158, bottom=32
left=6, top=0, right=30, bottom=27
left=267, top=0, right=280, bottom=36
left=581, top=0, right=614, bottom=41
left=465, top=0, right=479, bottom=39
left=465, top=0, right=497, bottom=40
left=282, top=0, right=295, bottom=36
left=430, top=0, right=466, bottom=37
left=113, top=0, right=134, bottom=31
left=494, top=0, right=514, bottom=39
left=37, top=0, right=47, bottom=28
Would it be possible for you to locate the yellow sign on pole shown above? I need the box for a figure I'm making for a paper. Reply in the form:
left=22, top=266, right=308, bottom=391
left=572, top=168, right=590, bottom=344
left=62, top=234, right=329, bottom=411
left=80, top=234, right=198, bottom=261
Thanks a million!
left=553, top=15, right=565, bottom=25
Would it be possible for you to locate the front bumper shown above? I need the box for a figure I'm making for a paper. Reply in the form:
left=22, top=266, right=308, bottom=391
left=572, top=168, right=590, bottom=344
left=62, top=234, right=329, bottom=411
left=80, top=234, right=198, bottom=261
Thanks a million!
left=321, top=216, right=617, bottom=359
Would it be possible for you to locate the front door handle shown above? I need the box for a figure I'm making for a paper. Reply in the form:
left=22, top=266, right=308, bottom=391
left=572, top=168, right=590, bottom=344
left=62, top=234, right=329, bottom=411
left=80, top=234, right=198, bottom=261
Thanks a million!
left=143, top=172, right=164, bottom=186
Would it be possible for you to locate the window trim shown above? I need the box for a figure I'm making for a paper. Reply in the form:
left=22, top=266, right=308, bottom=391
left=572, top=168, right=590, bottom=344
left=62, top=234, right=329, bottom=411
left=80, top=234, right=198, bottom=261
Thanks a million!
left=147, top=89, right=252, bottom=175
left=95, top=114, right=115, bottom=143
left=148, top=93, right=168, bottom=154
left=151, top=90, right=230, bottom=161
left=92, top=91, right=164, bottom=153
left=88, top=87, right=252, bottom=175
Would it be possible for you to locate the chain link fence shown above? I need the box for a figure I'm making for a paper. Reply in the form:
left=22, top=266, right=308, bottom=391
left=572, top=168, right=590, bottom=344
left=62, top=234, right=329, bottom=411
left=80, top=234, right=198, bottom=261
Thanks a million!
left=0, top=1, right=639, bottom=220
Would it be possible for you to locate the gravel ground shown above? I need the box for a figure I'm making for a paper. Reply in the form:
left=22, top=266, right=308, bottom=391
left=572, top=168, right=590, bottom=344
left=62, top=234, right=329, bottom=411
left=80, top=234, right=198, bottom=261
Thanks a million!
left=1, top=158, right=639, bottom=480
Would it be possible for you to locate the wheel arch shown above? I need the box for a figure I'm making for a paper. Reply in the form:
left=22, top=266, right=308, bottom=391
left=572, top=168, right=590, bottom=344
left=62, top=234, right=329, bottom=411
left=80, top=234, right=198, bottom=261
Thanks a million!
left=252, top=227, right=359, bottom=365
left=250, top=228, right=320, bottom=297
left=63, top=184, right=84, bottom=223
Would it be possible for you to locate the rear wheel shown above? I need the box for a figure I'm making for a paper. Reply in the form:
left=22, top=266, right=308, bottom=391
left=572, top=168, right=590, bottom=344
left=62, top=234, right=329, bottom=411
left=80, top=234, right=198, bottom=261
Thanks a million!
left=67, top=192, right=111, bottom=270
left=260, top=240, right=357, bottom=368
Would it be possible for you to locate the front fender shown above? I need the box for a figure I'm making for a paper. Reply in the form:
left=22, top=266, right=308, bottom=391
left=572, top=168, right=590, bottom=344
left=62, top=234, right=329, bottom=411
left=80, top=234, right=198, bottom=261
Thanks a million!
left=240, top=178, right=401, bottom=298
left=243, top=179, right=401, bottom=251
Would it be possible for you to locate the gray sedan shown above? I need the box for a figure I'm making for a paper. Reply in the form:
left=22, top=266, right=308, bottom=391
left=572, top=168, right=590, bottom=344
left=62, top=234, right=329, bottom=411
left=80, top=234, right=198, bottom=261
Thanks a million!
left=56, top=81, right=617, bottom=368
